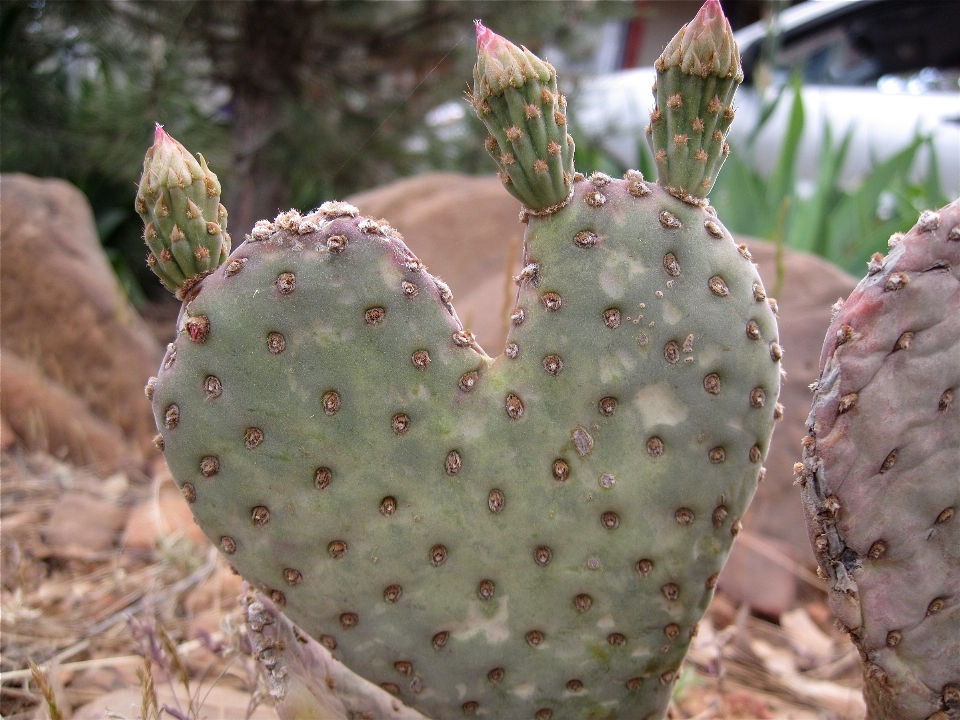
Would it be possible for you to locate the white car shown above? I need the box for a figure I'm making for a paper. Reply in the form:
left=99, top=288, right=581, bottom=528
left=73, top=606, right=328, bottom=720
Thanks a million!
left=575, top=0, right=960, bottom=198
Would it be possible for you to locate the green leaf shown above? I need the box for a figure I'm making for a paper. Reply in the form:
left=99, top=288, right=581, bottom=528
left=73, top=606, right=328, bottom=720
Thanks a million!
left=791, top=120, right=853, bottom=255
left=763, top=75, right=804, bottom=220
left=826, top=134, right=925, bottom=271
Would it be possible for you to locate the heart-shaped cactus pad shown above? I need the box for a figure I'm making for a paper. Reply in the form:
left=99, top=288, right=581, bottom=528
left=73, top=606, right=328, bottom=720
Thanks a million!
left=149, top=174, right=781, bottom=719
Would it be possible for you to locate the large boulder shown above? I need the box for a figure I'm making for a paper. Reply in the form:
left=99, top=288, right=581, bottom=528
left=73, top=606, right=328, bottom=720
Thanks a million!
left=351, top=172, right=858, bottom=612
left=0, top=174, right=163, bottom=467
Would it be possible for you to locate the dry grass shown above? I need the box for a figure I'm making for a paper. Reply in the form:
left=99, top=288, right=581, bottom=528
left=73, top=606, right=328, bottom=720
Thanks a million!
left=1, top=449, right=864, bottom=720
left=0, top=451, right=268, bottom=719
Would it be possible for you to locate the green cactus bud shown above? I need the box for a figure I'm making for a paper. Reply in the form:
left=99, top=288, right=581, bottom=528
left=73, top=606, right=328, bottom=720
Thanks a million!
left=801, top=200, right=960, bottom=720
left=136, top=124, right=229, bottom=297
left=472, top=21, right=575, bottom=212
left=648, top=0, right=743, bottom=200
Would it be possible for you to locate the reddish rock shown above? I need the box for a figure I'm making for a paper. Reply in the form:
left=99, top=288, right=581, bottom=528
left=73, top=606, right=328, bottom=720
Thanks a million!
left=122, top=461, right=209, bottom=551
left=182, top=563, right=244, bottom=626
left=2, top=350, right=139, bottom=469
left=0, top=174, right=163, bottom=462
left=718, top=532, right=802, bottom=618
left=43, top=492, right=128, bottom=554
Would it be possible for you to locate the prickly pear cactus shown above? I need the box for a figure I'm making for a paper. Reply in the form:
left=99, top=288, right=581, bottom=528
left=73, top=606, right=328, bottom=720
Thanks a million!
left=800, top=201, right=960, bottom=720
left=143, top=3, right=780, bottom=718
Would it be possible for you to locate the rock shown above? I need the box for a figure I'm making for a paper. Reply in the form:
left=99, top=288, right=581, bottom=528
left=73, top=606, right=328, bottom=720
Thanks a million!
left=1, top=410, right=16, bottom=452
left=43, top=492, right=128, bottom=554
left=1, top=350, right=140, bottom=469
left=122, top=460, right=209, bottom=551
left=733, top=240, right=856, bottom=584
left=349, top=172, right=858, bottom=608
left=718, top=532, right=801, bottom=618
left=722, top=691, right=774, bottom=719
left=0, top=174, right=163, bottom=461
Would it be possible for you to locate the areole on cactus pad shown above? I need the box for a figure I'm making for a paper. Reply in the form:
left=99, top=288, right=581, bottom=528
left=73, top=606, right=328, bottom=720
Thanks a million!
left=140, top=3, right=782, bottom=718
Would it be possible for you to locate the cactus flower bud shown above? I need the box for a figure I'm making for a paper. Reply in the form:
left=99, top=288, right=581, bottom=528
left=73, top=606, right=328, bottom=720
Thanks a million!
left=657, top=0, right=742, bottom=80
left=472, top=21, right=574, bottom=212
left=136, top=124, right=229, bottom=297
left=474, top=21, right=552, bottom=98
left=648, top=0, right=742, bottom=199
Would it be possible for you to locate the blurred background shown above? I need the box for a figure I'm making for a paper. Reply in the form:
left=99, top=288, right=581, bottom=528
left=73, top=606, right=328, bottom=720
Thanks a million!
left=3, top=0, right=957, bottom=305
left=3, top=0, right=639, bottom=303
left=2, top=3, right=958, bottom=716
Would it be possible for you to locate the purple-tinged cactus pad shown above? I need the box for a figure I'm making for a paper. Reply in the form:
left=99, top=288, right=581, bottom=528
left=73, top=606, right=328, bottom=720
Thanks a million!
left=801, top=200, right=960, bottom=720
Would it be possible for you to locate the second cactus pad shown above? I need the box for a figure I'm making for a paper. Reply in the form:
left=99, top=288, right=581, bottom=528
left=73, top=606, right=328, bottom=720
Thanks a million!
left=150, top=173, right=780, bottom=719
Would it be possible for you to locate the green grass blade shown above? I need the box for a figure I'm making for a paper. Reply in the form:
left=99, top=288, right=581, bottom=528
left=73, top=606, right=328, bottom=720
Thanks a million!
left=826, top=134, right=925, bottom=271
left=763, top=75, right=804, bottom=217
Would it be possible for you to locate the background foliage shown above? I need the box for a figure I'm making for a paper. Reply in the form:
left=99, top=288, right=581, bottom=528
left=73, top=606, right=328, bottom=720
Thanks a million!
left=2, top=0, right=952, bottom=301
left=2, top=0, right=632, bottom=301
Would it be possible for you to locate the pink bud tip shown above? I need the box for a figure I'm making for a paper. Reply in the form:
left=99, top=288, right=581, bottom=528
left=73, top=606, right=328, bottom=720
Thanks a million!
left=475, top=20, right=495, bottom=50
left=154, top=123, right=171, bottom=143
left=695, top=0, right=724, bottom=27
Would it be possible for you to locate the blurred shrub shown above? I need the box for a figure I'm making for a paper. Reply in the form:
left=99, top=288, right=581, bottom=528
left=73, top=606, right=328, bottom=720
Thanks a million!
left=1, top=0, right=633, bottom=302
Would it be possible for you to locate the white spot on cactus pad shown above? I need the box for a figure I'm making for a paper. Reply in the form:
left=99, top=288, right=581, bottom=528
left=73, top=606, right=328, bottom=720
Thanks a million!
left=311, top=323, right=357, bottom=345
left=511, top=681, right=537, bottom=700
left=451, top=596, right=511, bottom=644
left=694, top=534, right=724, bottom=559
left=599, top=269, right=625, bottom=299
left=596, top=614, right=616, bottom=630
left=457, top=410, right=491, bottom=440
left=404, top=384, right=432, bottom=403
left=661, top=301, right=682, bottom=325
left=599, top=350, right=637, bottom=384
left=696, top=342, right=728, bottom=369
left=634, top=383, right=688, bottom=427
left=600, top=253, right=646, bottom=298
